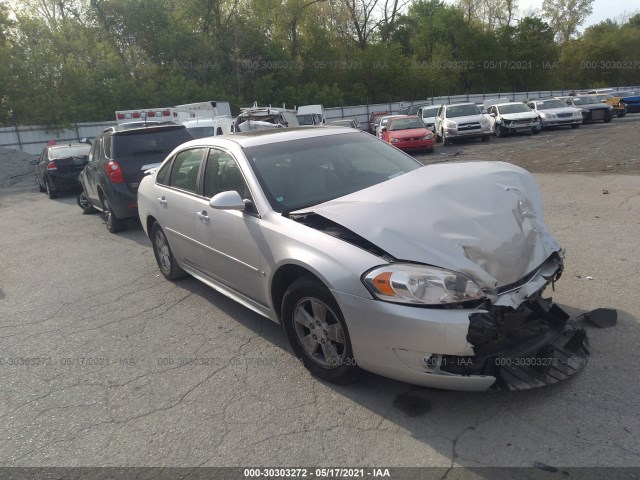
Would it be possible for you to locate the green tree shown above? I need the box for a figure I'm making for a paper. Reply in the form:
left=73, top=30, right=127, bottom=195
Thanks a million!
left=542, top=0, right=594, bottom=43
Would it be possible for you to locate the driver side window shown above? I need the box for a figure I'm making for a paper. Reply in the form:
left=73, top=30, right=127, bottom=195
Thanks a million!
left=203, top=149, right=256, bottom=213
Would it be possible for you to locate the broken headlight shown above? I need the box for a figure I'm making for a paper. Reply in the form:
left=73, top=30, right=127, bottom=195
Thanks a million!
left=363, top=264, right=486, bottom=305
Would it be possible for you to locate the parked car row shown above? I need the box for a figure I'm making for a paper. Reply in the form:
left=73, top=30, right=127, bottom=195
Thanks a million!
left=362, top=91, right=637, bottom=151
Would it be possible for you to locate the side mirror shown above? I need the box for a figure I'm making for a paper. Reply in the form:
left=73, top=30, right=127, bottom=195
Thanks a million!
left=209, top=190, right=245, bottom=210
left=490, top=112, right=496, bottom=117
left=80, top=137, right=92, bottom=145
left=30, top=159, right=38, bottom=165
left=380, top=127, right=387, bottom=133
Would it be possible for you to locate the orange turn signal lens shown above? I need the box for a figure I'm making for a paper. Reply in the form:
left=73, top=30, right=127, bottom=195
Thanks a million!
left=372, top=272, right=395, bottom=296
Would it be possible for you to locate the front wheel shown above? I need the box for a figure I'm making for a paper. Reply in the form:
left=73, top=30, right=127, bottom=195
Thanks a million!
left=532, top=127, right=541, bottom=135
left=481, top=135, right=490, bottom=142
left=282, top=276, right=360, bottom=384
left=495, top=125, right=505, bottom=137
left=571, top=123, right=580, bottom=129
left=604, top=112, right=613, bottom=123
left=151, top=222, right=187, bottom=280
left=77, top=191, right=97, bottom=214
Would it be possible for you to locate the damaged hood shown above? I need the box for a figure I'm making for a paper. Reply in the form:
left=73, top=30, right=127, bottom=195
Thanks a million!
left=292, top=162, right=561, bottom=290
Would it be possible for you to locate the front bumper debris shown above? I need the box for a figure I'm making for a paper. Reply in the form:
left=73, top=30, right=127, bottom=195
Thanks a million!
left=435, top=295, right=615, bottom=391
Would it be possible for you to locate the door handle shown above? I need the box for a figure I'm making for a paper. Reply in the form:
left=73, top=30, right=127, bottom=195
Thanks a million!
left=196, top=210, right=210, bottom=222
left=158, top=196, right=167, bottom=206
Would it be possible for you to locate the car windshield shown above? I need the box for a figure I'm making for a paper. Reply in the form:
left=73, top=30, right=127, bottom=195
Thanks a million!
left=297, top=114, right=315, bottom=126
left=498, top=104, right=530, bottom=114
left=573, top=96, right=601, bottom=105
left=538, top=100, right=566, bottom=109
left=421, top=107, right=439, bottom=118
left=388, top=118, right=425, bottom=130
left=447, top=104, right=480, bottom=117
left=244, top=133, right=421, bottom=213
left=112, top=128, right=193, bottom=158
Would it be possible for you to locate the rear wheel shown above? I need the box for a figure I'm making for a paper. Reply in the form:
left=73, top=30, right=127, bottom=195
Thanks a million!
left=151, top=222, right=187, bottom=280
left=282, top=276, right=360, bottom=384
left=45, top=179, right=57, bottom=199
left=101, top=194, right=126, bottom=233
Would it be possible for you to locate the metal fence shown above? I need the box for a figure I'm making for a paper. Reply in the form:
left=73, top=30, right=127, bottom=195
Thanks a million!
left=2, top=85, right=637, bottom=155
left=0, top=122, right=116, bottom=155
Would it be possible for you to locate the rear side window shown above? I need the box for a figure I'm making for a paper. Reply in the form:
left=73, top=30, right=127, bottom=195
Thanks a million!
left=168, top=148, right=206, bottom=193
left=103, top=137, right=112, bottom=158
left=156, top=158, right=173, bottom=185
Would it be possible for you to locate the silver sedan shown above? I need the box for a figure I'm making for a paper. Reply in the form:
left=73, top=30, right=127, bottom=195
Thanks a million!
left=137, top=127, right=593, bottom=391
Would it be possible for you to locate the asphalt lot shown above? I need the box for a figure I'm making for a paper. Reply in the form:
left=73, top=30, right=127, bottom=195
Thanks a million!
left=0, top=120, right=639, bottom=473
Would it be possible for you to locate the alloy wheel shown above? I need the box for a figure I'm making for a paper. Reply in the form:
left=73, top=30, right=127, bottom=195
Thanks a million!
left=292, top=297, right=346, bottom=369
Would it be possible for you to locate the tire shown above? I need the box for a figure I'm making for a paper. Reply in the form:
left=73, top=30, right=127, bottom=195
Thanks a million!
left=617, top=110, right=626, bottom=118
left=77, top=190, right=97, bottom=214
left=45, top=179, right=57, bottom=199
left=481, top=135, right=490, bottom=142
left=571, top=123, right=580, bottom=129
left=495, top=125, right=505, bottom=137
left=151, top=222, right=187, bottom=281
left=282, top=276, right=360, bottom=384
left=38, top=179, right=46, bottom=193
left=532, top=127, right=541, bottom=135
left=101, top=194, right=126, bottom=233
left=604, top=112, right=613, bottom=123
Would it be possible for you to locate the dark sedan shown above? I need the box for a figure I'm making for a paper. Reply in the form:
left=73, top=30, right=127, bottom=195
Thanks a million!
left=31, top=143, right=91, bottom=199
left=560, top=95, right=614, bottom=123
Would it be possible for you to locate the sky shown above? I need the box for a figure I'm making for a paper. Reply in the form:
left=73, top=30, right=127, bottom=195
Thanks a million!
left=516, top=0, right=640, bottom=27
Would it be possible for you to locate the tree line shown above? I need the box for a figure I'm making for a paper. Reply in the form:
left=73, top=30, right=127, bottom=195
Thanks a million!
left=0, top=0, right=639, bottom=127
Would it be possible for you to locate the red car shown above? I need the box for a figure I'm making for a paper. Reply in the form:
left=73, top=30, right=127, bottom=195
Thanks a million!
left=380, top=116, right=435, bottom=152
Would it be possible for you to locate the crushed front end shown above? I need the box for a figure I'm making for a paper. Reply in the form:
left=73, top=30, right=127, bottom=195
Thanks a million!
left=435, top=257, right=592, bottom=391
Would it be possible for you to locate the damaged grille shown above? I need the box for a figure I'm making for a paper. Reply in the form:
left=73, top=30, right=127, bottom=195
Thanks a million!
left=458, top=123, right=481, bottom=131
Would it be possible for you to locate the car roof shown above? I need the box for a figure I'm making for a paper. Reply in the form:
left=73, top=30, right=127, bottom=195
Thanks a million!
left=446, top=102, right=478, bottom=107
left=177, top=126, right=360, bottom=149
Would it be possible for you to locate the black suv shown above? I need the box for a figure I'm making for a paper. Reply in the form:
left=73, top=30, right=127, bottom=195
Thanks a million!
left=78, top=122, right=193, bottom=233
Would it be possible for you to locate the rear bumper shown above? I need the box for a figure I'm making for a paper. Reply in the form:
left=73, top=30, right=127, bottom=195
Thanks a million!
left=104, top=183, right=139, bottom=219
left=48, top=171, right=82, bottom=190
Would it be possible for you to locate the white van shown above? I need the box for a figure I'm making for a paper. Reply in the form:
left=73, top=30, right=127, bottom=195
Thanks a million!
left=297, top=104, right=325, bottom=124
left=182, top=117, right=235, bottom=138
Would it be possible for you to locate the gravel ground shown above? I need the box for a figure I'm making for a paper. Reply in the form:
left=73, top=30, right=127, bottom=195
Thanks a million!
left=414, top=114, right=640, bottom=174
left=0, top=148, right=37, bottom=189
